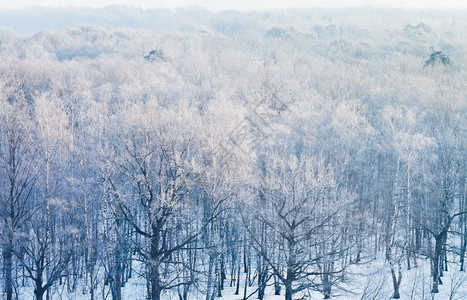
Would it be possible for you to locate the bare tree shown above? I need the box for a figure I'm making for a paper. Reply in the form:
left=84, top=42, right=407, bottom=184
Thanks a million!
left=0, top=94, right=38, bottom=300
left=251, top=152, right=352, bottom=300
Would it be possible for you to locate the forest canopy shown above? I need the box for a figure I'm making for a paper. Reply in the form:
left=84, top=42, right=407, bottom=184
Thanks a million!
left=0, top=6, right=466, bottom=300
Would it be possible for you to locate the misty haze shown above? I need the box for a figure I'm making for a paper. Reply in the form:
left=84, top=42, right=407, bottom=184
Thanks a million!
left=0, top=2, right=466, bottom=300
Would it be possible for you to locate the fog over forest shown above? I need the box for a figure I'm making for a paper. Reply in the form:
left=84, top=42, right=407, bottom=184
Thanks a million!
left=0, top=6, right=466, bottom=300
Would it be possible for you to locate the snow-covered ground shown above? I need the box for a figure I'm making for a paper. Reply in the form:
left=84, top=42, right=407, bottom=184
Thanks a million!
left=53, top=258, right=467, bottom=299
left=213, top=260, right=467, bottom=300
left=5, top=256, right=467, bottom=299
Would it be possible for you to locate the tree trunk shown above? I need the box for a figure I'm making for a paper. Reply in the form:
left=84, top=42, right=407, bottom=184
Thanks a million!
left=431, top=230, right=446, bottom=293
left=35, top=287, right=46, bottom=300
left=205, top=255, right=214, bottom=300
left=257, top=267, right=267, bottom=300
left=460, top=235, right=466, bottom=271
left=34, top=274, right=47, bottom=300
left=151, top=277, right=162, bottom=300
left=235, top=258, right=241, bottom=295
left=111, top=218, right=122, bottom=300
left=285, top=270, right=293, bottom=300
left=150, top=231, right=162, bottom=300
left=285, top=236, right=296, bottom=300
left=322, top=272, right=332, bottom=299
left=274, top=275, right=281, bottom=295
left=216, top=256, right=222, bottom=298
left=220, top=253, right=226, bottom=290
left=242, top=262, right=249, bottom=300
left=390, top=264, right=402, bottom=299
left=3, top=241, right=13, bottom=300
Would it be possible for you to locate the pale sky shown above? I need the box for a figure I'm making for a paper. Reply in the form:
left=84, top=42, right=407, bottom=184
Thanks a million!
left=1, top=0, right=466, bottom=10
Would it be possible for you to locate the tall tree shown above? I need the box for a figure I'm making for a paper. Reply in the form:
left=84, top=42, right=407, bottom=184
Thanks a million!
left=0, top=94, right=38, bottom=300
left=252, top=152, right=352, bottom=300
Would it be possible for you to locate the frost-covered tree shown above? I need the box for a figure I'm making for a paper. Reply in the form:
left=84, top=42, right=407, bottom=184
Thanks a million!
left=251, top=152, right=352, bottom=300
left=0, top=92, right=38, bottom=300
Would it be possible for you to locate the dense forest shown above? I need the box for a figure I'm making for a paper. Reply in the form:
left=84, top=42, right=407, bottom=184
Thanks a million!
left=0, top=6, right=466, bottom=300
